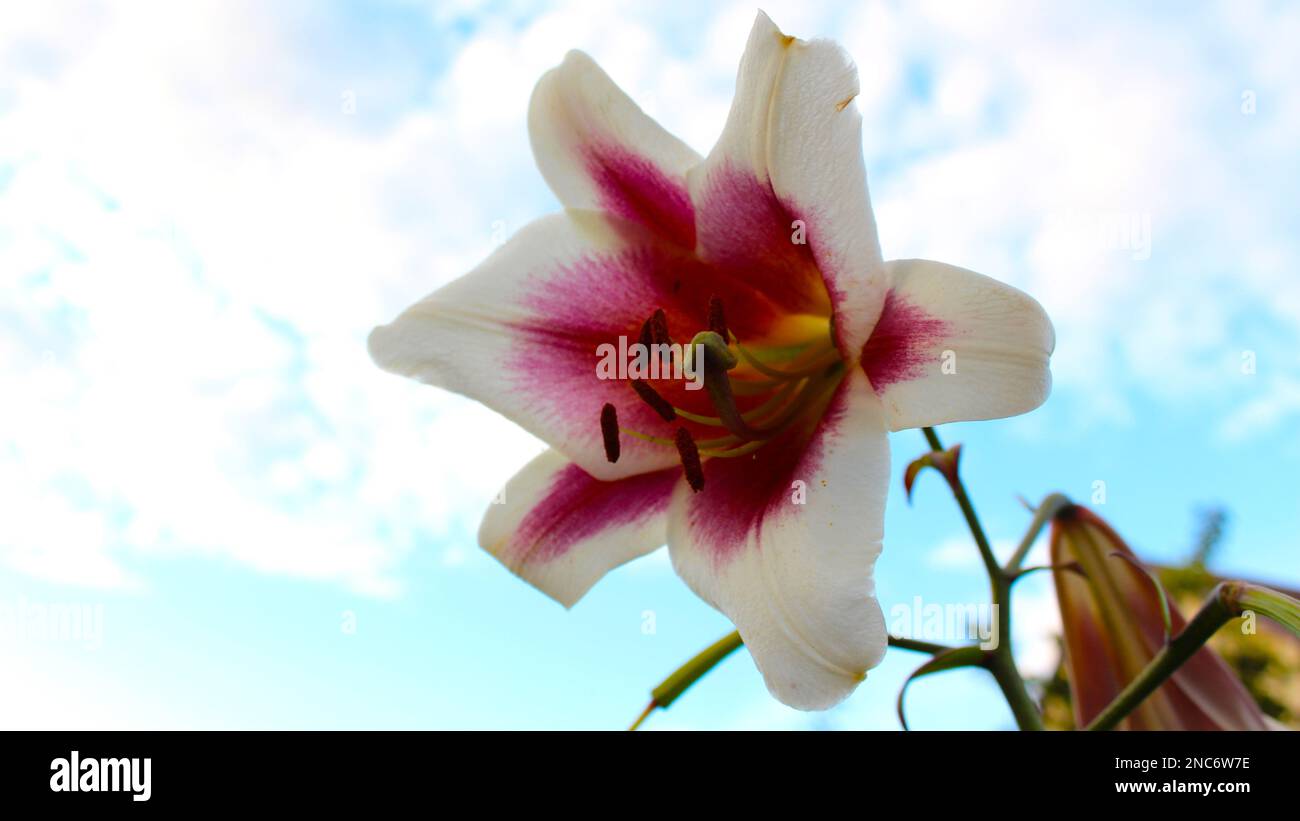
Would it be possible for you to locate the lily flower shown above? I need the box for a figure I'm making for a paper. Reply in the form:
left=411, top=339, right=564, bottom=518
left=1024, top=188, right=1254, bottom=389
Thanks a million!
left=1050, top=504, right=1270, bottom=729
left=370, top=12, right=1054, bottom=709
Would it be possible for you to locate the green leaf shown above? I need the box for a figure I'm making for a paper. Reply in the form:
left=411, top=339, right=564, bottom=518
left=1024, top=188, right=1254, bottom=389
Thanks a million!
left=896, top=646, right=986, bottom=730
left=902, top=444, right=962, bottom=503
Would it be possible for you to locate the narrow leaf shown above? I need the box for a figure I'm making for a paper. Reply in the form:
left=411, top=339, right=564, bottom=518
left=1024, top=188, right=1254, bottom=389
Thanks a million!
left=896, top=646, right=986, bottom=730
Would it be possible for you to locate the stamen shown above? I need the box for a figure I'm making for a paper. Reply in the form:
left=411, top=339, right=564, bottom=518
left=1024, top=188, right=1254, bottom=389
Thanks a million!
left=776, top=349, right=842, bottom=378
left=674, top=427, right=705, bottom=492
left=673, top=377, right=802, bottom=427
left=700, top=439, right=766, bottom=458
left=705, top=350, right=845, bottom=442
left=728, top=375, right=790, bottom=396
left=630, top=379, right=676, bottom=422
left=668, top=407, right=724, bottom=427
left=707, top=295, right=728, bottom=339
left=600, top=403, right=621, bottom=463
left=699, top=371, right=845, bottom=459
left=650, top=308, right=672, bottom=346
left=733, top=335, right=838, bottom=381
left=621, top=427, right=739, bottom=451
left=615, top=302, right=844, bottom=473
left=739, top=377, right=803, bottom=421
left=745, top=364, right=844, bottom=435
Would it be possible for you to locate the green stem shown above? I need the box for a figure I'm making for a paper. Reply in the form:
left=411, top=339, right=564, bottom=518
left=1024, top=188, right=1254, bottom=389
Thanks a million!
left=988, top=651, right=1043, bottom=731
left=922, top=428, right=1000, bottom=581
left=921, top=427, right=1043, bottom=731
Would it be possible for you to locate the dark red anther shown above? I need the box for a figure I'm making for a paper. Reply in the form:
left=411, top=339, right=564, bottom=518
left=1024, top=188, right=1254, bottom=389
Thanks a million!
left=650, top=308, right=672, bottom=346
left=600, top=403, right=621, bottom=463
left=674, top=427, right=705, bottom=492
left=707, top=295, right=728, bottom=339
left=631, top=379, right=676, bottom=422
left=638, top=316, right=654, bottom=350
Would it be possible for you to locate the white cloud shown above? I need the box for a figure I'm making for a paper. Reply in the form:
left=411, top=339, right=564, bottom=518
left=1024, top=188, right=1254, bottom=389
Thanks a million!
left=924, top=536, right=982, bottom=571
left=841, top=0, right=1300, bottom=435
left=1011, top=578, right=1065, bottom=680
left=925, top=535, right=1015, bottom=572
left=1218, top=376, right=1300, bottom=442
left=0, top=1, right=549, bottom=594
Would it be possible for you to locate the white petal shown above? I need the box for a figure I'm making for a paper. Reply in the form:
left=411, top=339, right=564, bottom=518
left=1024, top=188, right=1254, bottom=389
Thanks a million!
left=667, top=368, right=890, bottom=710
left=480, top=450, right=681, bottom=607
left=863, top=259, right=1055, bottom=431
left=368, top=211, right=688, bottom=480
left=687, top=12, right=886, bottom=351
left=529, top=51, right=701, bottom=247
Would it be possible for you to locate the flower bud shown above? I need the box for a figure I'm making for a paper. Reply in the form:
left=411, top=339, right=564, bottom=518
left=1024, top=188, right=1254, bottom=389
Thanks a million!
left=1050, top=504, right=1269, bottom=730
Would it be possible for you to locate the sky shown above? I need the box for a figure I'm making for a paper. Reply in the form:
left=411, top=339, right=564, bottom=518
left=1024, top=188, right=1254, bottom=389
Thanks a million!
left=1, top=0, right=1298, bottom=730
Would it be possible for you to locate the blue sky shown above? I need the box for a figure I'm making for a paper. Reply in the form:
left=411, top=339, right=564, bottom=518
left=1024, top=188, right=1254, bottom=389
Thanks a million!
left=2, top=0, right=1298, bottom=729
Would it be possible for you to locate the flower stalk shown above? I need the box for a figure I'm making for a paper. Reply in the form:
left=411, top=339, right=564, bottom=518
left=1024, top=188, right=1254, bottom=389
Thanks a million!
left=919, top=427, right=1044, bottom=731
left=630, top=432, right=1298, bottom=730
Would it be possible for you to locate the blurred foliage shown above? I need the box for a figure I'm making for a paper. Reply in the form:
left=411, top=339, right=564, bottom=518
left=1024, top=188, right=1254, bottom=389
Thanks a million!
left=1036, top=507, right=1300, bottom=730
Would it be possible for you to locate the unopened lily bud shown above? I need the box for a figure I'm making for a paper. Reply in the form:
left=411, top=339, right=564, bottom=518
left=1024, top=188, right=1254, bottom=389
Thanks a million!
left=1050, top=504, right=1270, bottom=730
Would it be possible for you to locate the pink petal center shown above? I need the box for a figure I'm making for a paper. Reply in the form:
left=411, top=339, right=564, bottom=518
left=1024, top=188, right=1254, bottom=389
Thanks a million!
left=513, top=463, right=680, bottom=562
left=859, top=291, right=949, bottom=390
left=585, top=143, right=696, bottom=249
